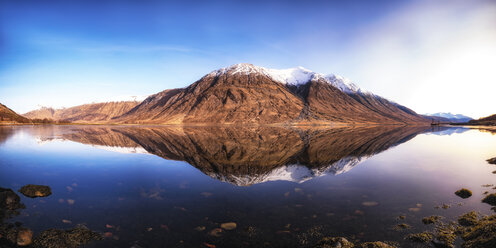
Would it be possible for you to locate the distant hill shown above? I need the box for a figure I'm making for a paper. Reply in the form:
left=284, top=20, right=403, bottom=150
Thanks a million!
left=424, top=112, right=472, bottom=123
left=0, top=103, right=31, bottom=124
left=468, top=114, right=496, bottom=126
left=114, top=63, right=429, bottom=125
left=24, top=101, right=142, bottom=124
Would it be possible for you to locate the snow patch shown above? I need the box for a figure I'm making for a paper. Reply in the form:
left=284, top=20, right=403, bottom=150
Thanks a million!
left=91, top=145, right=150, bottom=154
left=209, top=155, right=366, bottom=186
left=211, top=63, right=367, bottom=94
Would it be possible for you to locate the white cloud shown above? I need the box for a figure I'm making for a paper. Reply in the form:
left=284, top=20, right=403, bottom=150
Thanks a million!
left=347, top=0, right=496, bottom=118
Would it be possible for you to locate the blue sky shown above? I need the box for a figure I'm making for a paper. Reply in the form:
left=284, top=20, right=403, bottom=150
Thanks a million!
left=1, top=0, right=495, bottom=118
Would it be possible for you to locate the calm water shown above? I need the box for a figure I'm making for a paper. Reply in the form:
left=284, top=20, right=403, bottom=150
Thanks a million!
left=0, top=125, right=495, bottom=247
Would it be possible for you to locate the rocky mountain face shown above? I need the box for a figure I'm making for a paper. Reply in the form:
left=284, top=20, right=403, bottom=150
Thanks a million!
left=468, top=114, right=496, bottom=126
left=114, top=64, right=428, bottom=125
left=0, top=103, right=31, bottom=124
left=33, top=125, right=432, bottom=186
left=23, top=101, right=141, bottom=123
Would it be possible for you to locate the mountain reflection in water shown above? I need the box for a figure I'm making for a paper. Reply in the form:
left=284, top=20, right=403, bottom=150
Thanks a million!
left=23, top=125, right=451, bottom=186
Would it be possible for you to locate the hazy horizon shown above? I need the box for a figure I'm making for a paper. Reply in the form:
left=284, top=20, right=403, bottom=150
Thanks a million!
left=1, top=0, right=495, bottom=118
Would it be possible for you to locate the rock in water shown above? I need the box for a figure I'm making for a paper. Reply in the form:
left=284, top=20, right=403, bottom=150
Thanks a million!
left=455, top=188, right=472, bottom=199
left=360, top=241, right=396, bottom=248
left=482, top=194, right=496, bottom=206
left=314, top=237, right=355, bottom=248
left=422, top=216, right=442, bottom=225
left=220, top=222, right=237, bottom=230
left=461, top=215, right=496, bottom=248
left=458, top=211, right=479, bottom=227
left=405, top=232, right=433, bottom=243
left=16, top=227, right=33, bottom=246
left=33, top=225, right=102, bottom=248
left=18, top=185, right=52, bottom=198
left=0, top=187, right=24, bottom=221
left=487, top=157, right=496, bottom=164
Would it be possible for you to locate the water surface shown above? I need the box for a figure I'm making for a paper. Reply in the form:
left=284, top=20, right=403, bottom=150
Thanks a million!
left=0, top=125, right=495, bottom=247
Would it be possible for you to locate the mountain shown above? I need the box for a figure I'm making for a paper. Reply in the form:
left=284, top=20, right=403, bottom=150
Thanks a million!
left=424, top=112, right=472, bottom=123
left=24, top=101, right=142, bottom=123
left=31, top=125, right=431, bottom=186
left=468, top=114, right=496, bottom=126
left=0, top=103, right=31, bottom=124
left=114, top=64, right=428, bottom=125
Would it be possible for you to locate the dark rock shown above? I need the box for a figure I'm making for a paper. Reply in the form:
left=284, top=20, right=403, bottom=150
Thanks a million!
left=455, top=188, right=472, bottom=199
left=394, top=223, right=410, bottom=230
left=458, top=211, right=479, bottom=227
left=482, top=194, right=496, bottom=206
left=360, top=241, right=396, bottom=248
left=487, top=157, right=496, bottom=165
left=18, top=185, right=52, bottom=198
left=0, top=188, right=25, bottom=221
left=0, top=225, right=32, bottom=247
left=33, top=225, right=102, bottom=248
left=16, top=227, right=33, bottom=246
left=422, top=215, right=442, bottom=225
left=314, top=237, right=354, bottom=248
left=405, top=232, right=433, bottom=243
left=461, top=215, right=496, bottom=248
left=433, top=223, right=457, bottom=248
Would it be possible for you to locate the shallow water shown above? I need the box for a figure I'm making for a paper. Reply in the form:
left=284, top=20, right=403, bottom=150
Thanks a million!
left=0, top=125, right=495, bottom=247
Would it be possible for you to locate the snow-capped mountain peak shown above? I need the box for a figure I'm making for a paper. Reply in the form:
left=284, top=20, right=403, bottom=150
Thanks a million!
left=426, top=112, right=472, bottom=121
left=211, top=63, right=365, bottom=94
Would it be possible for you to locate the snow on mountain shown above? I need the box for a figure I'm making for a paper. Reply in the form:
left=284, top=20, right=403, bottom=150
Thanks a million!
left=426, top=112, right=472, bottom=121
left=211, top=63, right=365, bottom=94
left=207, top=155, right=366, bottom=186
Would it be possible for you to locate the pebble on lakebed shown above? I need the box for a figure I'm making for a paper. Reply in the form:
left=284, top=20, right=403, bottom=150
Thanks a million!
left=18, top=185, right=52, bottom=198
left=220, top=222, right=237, bottom=230
left=454, top=188, right=472, bottom=199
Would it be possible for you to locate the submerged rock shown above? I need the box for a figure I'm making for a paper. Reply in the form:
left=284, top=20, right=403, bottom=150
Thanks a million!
left=359, top=241, right=396, bottom=248
left=33, top=225, right=102, bottom=248
left=0, top=188, right=25, bottom=222
left=482, top=194, right=496, bottom=206
left=461, top=215, right=496, bottom=248
left=455, top=188, right=473, bottom=199
left=394, top=223, right=410, bottom=230
left=433, top=223, right=457, bottom=248
left=458, top=211, right=479, bottom=227
left=0, top=224, right=33, bottom=247
left=18, top=185, right=52, bottom=198
left=314, top=237, right=354, bottom=248
left=405, top=232, right=433, bottom=243
left=422, top=215, right=442, bottom=225
left=220, top=222, right=237, bottom=230
left=16, top=227, right=33, bottom=246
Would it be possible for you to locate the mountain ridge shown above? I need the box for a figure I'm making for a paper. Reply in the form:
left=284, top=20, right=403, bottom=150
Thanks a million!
left=113, top=63, right=429, bottom=125
left=22, top=63, right=430, bottom=125
left=0, top=103, right=31, bottom=124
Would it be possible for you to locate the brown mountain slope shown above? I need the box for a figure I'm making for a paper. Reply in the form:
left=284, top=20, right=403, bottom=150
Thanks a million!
left=115, top=64, right=429, bottom=125
left=468, top=114, right=496, bottom=126
left=116, top=72, right=305, bottom=124
left=24, top=101, right=141, bottom=123
left=0, top=103, right=31, bottom=124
